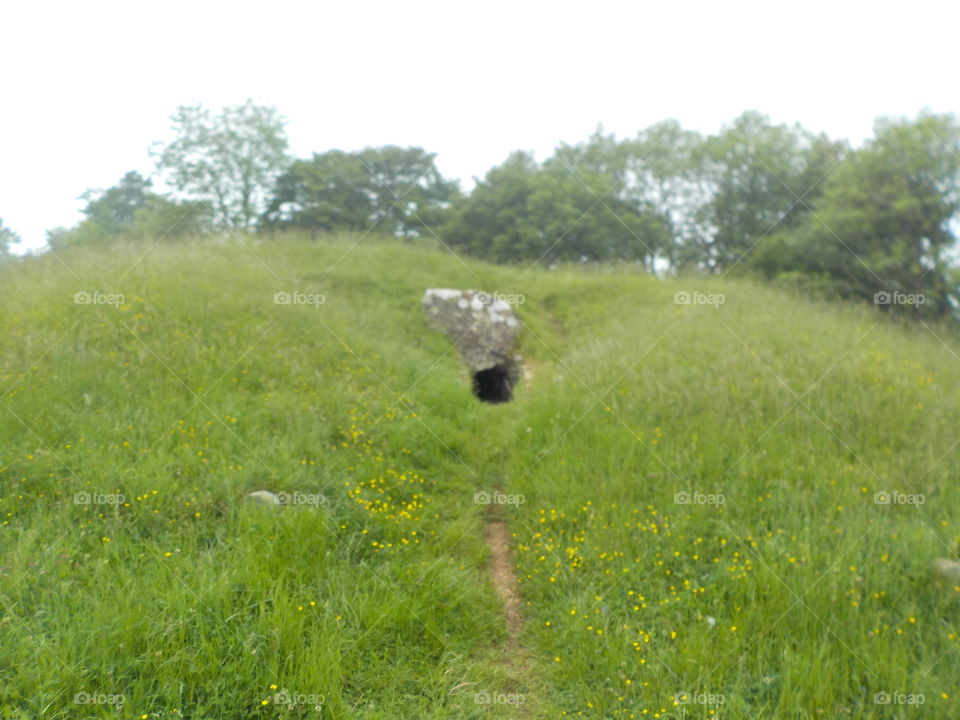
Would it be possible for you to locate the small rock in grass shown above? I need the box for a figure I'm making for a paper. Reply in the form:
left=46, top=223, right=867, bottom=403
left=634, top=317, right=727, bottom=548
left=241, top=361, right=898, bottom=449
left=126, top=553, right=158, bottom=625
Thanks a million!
left=244, top=490, right=281, bottom=506
left=933, top=558, right=960, bottom=585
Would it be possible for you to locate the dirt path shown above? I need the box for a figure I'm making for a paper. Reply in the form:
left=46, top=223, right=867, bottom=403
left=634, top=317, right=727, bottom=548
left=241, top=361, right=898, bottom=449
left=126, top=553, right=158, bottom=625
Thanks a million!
left=485, top=519, right=523, bottom=645
left=477, top=505, right=548, bottom=718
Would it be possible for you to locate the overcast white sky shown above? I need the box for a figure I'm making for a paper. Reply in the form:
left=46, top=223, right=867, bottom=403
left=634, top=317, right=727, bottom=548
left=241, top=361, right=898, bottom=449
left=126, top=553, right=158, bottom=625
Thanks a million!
left=2, top=0, right=957, bottom=252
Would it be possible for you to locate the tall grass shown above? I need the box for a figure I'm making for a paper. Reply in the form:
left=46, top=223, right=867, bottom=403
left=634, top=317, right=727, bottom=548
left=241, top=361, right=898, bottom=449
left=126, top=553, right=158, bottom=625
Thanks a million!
left=1, top=234, right=958, bottom=718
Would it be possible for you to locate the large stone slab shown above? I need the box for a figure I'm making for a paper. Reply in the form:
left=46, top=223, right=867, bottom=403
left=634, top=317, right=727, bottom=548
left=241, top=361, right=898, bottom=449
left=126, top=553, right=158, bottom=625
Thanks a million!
left=422, top=289, right=522, bottom=401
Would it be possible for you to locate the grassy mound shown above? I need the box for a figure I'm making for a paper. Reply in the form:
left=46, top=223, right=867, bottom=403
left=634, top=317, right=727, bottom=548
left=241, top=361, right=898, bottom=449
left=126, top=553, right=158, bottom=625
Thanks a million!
left=1, top=235, right=958, bottom=718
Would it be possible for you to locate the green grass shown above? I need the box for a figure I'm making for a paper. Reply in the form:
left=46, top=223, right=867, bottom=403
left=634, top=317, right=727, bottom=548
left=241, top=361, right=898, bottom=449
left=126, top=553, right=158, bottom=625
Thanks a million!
left=1, top=234, right=958, bottom=718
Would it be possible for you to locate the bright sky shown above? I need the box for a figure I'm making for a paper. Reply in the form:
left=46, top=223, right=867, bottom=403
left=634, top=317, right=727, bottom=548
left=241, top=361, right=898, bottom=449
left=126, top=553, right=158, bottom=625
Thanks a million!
left=2, top=0, right=957, bottom=252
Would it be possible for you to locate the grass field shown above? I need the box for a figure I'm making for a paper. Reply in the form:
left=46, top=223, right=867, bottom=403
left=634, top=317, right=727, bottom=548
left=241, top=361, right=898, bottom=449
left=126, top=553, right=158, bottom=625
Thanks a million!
left=1, top=235, right=959, bottom=718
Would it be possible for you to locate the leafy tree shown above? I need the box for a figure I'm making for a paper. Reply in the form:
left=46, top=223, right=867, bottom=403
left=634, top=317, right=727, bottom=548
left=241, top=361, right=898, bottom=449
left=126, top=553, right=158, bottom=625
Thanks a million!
left=445, top=140, right=669, bottom=265
left=265, top=150, right=372, bottom=234
left=262, top=146, right=458, bottom=236
left=696, top=111, right=846, bottom=270
left=80, top=171, right=154, bottom=235
left=442, top=151, right=541, bottom=260
left=538, top=135, right=669, bottom=266
left=153, top=100, right=290, bottom=230
left=359, top=145, right=460, bottom=236
left=48, top=171, right=210, bottom=249
left=622, top=120, right=709, bottom=270
left=0, top=218, right=21, bottom=256
left=750, top=112, right=960, bottom=317
left=45, top=226, right=80, bottom=250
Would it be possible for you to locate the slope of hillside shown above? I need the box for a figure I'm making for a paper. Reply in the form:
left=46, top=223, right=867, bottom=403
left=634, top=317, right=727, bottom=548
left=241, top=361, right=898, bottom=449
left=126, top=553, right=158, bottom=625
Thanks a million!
left=1, top=235, right=959, bottom=719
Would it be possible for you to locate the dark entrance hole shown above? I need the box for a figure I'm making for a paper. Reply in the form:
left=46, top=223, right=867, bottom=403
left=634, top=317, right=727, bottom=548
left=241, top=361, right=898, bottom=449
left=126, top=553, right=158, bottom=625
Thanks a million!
left=473, top=364, right=514, bottom=403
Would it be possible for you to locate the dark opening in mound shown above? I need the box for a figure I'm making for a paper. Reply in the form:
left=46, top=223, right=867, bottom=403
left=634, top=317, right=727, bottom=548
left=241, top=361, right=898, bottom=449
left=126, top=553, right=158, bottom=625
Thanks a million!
left=473, top=365, right=514, bottom=403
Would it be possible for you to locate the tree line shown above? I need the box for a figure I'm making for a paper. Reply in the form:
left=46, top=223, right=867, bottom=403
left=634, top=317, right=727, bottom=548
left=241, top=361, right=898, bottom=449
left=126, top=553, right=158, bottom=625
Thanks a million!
left=5, top=100, right=959, bottom=319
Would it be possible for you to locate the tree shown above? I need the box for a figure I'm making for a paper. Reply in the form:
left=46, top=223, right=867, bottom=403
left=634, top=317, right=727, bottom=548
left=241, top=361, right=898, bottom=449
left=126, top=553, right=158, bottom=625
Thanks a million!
left=750, top=112, right=960, bottom=317
left=153, top=100, right=290, bottom=230
left=622, top=120, right=709, bottom=270
left=696, top=111, right=846, bottom=270
left=537, top=135, right=669, bottom=266
left=264, top=150, right=373, bottom=234
left=0, top=218, right=21, bottom=256
left=356, top=146, right=459, bottom=236
left=444, top=139, right=669, bottom=265
left=80, top=170, right=154, bottom=235
left=48, top=171, right=210, bottom=249
left=262, top=146, right=458, bottom=237
left=442, top=151, right=541, bottom=260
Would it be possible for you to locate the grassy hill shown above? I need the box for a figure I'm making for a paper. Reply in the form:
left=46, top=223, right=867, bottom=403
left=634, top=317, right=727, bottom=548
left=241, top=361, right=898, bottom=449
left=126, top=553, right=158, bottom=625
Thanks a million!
left=1, top=235, right=959, bottom=719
